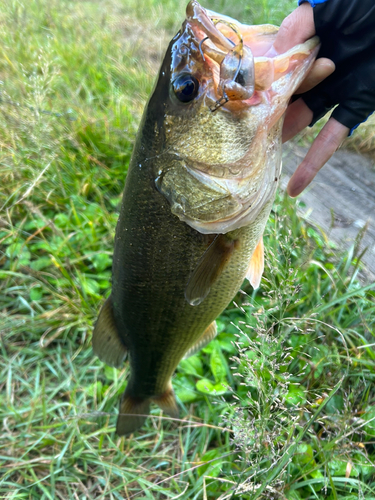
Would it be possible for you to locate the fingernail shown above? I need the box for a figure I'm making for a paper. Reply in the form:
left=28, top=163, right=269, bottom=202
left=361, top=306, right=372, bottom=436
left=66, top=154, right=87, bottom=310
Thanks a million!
left=264, top=46, right=279, bottom=58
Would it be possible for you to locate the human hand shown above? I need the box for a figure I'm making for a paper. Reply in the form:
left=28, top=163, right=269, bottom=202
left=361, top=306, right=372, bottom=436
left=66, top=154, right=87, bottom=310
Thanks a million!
left=273, top=2, right=348, bottom=197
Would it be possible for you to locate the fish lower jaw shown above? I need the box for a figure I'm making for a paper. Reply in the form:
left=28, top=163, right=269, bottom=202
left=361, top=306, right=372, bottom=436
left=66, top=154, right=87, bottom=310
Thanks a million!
left=174, top=162, right=280, bottom=235
left=180, top=197, right=268, bottom=234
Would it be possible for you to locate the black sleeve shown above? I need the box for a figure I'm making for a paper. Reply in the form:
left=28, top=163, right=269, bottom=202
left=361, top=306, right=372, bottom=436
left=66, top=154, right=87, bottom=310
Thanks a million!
left=297, top=0, right=375, bottom=132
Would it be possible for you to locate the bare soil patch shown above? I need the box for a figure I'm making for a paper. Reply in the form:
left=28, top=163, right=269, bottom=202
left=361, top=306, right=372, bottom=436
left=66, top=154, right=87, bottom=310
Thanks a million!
left=282, top=144, right=375, bottom=281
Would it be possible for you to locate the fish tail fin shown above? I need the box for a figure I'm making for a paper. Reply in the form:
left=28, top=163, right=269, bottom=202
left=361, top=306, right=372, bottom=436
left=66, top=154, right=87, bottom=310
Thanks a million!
left=152, top=382, right=179, bottom=420
left=116, top=390, right=151, bottom=436
left=116, top=383, right=179, bottom=435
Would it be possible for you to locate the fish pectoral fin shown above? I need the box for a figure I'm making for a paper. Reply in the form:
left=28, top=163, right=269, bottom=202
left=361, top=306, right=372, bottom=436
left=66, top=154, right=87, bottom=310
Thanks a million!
left=116, top=391, right=151, bottom=436
left=185, top=234, right=236, bottom=306
left=92, top=295, right=127, bottom=368
left=246, top=236, right=264, bottom=289
left=183, top=321, right=217, bottom=359
left=152, top=383, right=179, bottom=419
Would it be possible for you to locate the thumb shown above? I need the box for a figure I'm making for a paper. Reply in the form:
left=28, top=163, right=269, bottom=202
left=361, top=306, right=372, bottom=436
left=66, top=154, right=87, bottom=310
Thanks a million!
left=272, top=3, right=315, bottom=55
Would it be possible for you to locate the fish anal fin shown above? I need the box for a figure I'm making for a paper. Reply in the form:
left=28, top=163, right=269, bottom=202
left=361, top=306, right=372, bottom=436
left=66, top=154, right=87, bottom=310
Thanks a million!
left=152, top=383, right=179, bottom=419
left=185, top=235, right=236, bottom=307
left=246, top=236, right=264, bottom=290
left=92, top=296, right=127, bottom=368
left=116, top=392, right=151, bottom=436
left=183, top=321, right=217, bottom=359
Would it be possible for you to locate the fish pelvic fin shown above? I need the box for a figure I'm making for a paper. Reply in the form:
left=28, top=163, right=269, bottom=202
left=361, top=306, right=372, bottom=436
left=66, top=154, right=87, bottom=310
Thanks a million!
left=92, top=295, right=127, bottom=368
left=116, top=391, right=151, bottom=436
left=246, top=236, right=264, bottom=289
left=152, top=383, right=179, bottom=419
left=183, top=321, right=217, bottom=359
left=185, top=234, right=236, bottom=306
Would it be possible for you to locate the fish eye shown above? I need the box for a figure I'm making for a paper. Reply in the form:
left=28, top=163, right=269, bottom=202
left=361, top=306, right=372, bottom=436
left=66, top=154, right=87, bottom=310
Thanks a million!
left=172, top=74, right=199, bottom=103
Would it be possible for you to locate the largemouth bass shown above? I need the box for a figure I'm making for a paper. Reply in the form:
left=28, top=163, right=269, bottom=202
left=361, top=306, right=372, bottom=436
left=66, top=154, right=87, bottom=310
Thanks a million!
left=93, top=0, right=319, bottom=435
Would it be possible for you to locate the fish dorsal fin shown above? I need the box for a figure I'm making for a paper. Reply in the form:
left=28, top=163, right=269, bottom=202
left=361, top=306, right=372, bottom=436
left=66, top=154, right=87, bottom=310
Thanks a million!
left=183, top=321, right=217, bottom=359
left=92, top=296, right=127, bottom=368
left=246, top=236, right=264, bottom=289
left=185, top=235, right=236, bottom=306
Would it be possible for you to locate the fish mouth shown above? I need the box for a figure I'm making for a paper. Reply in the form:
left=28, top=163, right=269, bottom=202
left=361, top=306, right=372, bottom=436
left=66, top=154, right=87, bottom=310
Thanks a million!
left=160, top=2, right=320, bottom=234
left=186, top=0, right=257, bottom=110
left=185, top=0, right=319, bottom=111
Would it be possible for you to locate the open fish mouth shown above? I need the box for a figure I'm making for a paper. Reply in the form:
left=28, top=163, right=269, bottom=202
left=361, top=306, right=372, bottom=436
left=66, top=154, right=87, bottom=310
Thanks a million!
left=185, top=0, right=319, bottom=111
left=157, top=1, right=319, bottom=234
left=188, top=2, right=269, bottom=111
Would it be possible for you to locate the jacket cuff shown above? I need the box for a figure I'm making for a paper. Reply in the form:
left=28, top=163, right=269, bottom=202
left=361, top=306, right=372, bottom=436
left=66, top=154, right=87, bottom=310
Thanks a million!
left=298, top=0, right=328, bottom=7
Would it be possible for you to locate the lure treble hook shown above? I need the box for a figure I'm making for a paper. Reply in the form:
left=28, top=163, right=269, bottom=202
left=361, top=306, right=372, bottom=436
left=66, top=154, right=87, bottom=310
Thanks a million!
left=210, top=17, right=255, bottom=108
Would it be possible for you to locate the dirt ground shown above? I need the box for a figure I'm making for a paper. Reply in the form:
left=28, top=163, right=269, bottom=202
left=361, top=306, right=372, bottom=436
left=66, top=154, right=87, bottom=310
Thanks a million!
left=282, top=144, right=375, bottom=282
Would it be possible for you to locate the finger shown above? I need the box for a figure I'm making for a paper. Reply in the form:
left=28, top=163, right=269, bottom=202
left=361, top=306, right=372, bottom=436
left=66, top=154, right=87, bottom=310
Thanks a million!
left=282, top=98, right=313, bottom=143
left=287, top=117, right=349, bottom=197
left=272, top=2, right=315, bottom=54
left=282, top=59, right=335, bottom=142
left=295, top=58, right=335, bottom=94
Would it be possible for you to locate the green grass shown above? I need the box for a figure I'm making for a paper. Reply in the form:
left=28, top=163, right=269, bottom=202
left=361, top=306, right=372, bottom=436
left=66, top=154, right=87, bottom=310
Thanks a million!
left=1, top=0, right=375, bottom=498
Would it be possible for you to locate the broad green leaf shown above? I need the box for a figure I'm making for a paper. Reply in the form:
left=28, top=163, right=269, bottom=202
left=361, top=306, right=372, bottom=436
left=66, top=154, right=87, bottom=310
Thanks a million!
left=54, top=213, right=70, bottom=228
left=30, top=287, right=43, bottom=301
left=363, top=408, right=375, bottom=438
left=196, top=378, right=228, bottom=396
left=174, top=375, right=198, bottom=403
left=30, top=257, right=52, bottom=271
left=91, top=253, right=112, bottom=272
left=6, top=242, right=24, bottom=258
left=285, top=385, right=307, bottom=407
left=82, top=278, right=100, bottom=296
left=104, top=366, right=117, bottom=381
left=292, top=444, right=314, bottom=467
left=329, top=459, right=359, bottom=477
left=210, top=347, right=226, bottom=383
left=197, top=449, right=223, bottom=478
left=179, top=355, right=203, bottom=377
left=86, top=381, right=103, bottom=398
left=326, top=395, right=344, bottom=414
